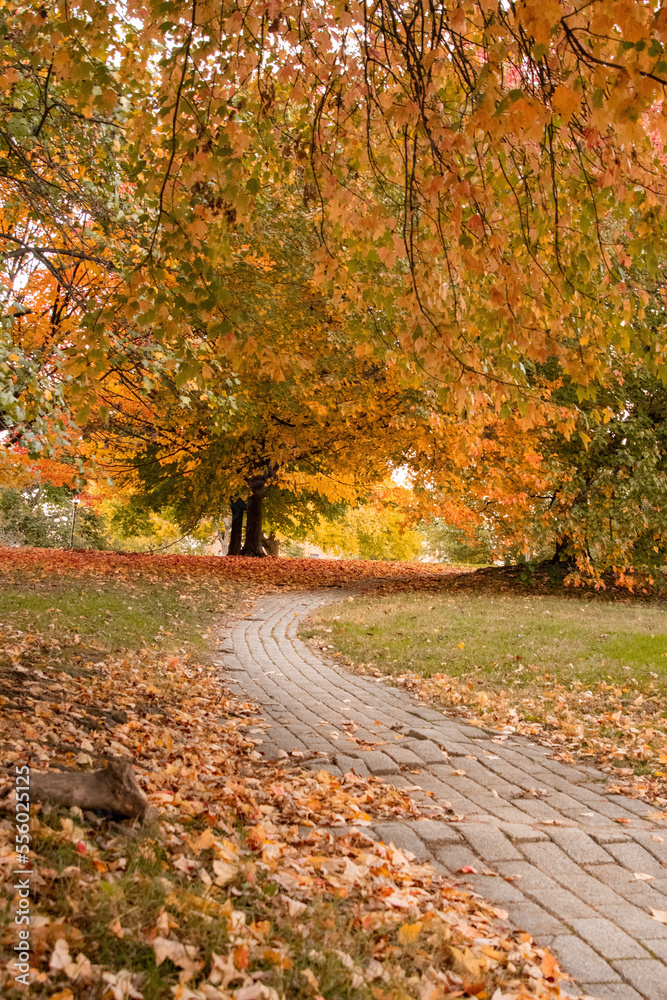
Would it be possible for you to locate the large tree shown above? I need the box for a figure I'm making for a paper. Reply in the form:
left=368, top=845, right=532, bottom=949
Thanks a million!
left=85, top=201, right=432, bottom=552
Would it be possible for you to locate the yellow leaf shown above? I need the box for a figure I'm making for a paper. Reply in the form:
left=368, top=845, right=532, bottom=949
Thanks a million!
left=552, top=85, right=579, bottom=122
left=398, top=921, right=423, bottom=944
left=212, top=860, right=238, bottom=885
left=450, top=945, right=483, bottom=978
left=190, top=829, right=214, bottom=853
left=301, top=967, right=320, bottom=992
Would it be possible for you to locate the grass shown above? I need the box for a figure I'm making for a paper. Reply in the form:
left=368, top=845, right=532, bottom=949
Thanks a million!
left=302, top=589, right=667, bottom=791
left=304, top=591, right=667, bottom=695
left=0, top=568, right=245, bottom=662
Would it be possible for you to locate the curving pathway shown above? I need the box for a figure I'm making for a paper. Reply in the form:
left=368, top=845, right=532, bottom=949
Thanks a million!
left=215, top=591, right=667, bottom=1000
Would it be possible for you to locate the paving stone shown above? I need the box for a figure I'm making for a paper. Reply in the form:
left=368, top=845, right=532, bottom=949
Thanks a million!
left=630, top=832, right=667, bottom=865
left=550, top=935, right=621, bottom=982
left=406, top=707, right=449, bottom=723
left=593, top=864, right=667, bottom=907
left=524, top=886, right=599, bottom=921
left=570, top=919, right=651, bottom=960
left=603, top=903, right=667, bottom=941
left=578, top=984, right=646, bottom=1000
left=381, top=744, right=425, bottom=766
left=592, top=831, right=634, bottom=845
left=605, top=842, right=665, bottom=877
left=411, top=819, right=463, bottom=847
left=520, top=839, right=582, bottom=872
left=606, top=796, right=659, bottom=817
left=454, top=823, right=523, bottom=862
left=642, top=940, right=667, bottom=962
left=303, top=761, right=342, bottom=776
left=434, top=844, right=483, bottom=874
left=371, top=822, right=430, bottom=860
left=611, top=960, right=667, bottom=999
left=504, top=901, right=567, bottom=938
left=347, top=750, right=399, bottom=775
left=511, top=797, right=565, bottom=822
left=464, top=873, right=526, bottom=903
left=333, top=754, right=370, bottom=776
left=566, top=810, right=625, bottom=828
left=406, top=772, right=483, bottom=813
left=404, top=739, right=450, bottom=764
left=499, top=823, right=549, bottom=843
left=548, top=827, right=614, bottom=865
left=544, top=791, right=591, bottom=812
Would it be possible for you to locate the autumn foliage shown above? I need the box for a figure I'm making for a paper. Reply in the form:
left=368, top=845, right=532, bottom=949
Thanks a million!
left=0, top=547, right=455, bottom=590
left=5, top=0, right=667, bottom=577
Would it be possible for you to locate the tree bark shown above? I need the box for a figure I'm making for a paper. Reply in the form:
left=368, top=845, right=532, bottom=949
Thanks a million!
left=551, top=534, right=574, bottom=565
left=262, top=531, right=279, bottom=556
left=227, top=499, right=246, bottom=556
left=241, top=482, right=266, bottom=557
left=27, top=759, right=149, bottom=821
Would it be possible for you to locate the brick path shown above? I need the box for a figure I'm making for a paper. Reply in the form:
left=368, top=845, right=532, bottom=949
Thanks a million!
left=217, top=591, right=667, bottom=1000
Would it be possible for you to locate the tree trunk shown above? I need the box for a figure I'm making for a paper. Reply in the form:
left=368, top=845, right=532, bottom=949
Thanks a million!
left=227, top=499, right=246, bottom=556
left=27, top=759, right=149, bottom=821
left=552, top=534, right=574, bottom=565
left=262, top=531, right=279, bottom=556
left=241, top=484, right=266, bottom=557
left=215, top=517, right=232, bottom=555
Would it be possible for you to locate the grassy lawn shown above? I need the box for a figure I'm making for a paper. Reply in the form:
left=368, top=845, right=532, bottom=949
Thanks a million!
left=303, top=588, right=667, bottom=802
left=0, top=562, right=246, bottom=662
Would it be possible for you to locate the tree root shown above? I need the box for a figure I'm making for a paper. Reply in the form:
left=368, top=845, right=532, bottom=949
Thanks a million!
left=28, top=758, right=149, bottom=821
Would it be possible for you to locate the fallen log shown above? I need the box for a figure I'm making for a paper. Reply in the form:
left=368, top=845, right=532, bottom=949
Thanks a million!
left=28, top=759, right=149, bottom=821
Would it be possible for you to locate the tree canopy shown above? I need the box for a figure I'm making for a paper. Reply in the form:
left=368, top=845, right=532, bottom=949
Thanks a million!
left=5, top=0, right=667, bottom=579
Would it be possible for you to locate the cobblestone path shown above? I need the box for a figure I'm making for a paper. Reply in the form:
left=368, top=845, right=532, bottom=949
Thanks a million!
left=217, top=591, right=667, bottom=1000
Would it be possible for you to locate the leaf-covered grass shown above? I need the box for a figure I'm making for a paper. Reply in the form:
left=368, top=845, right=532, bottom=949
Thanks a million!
left=304, top=590, right=667, bottom=804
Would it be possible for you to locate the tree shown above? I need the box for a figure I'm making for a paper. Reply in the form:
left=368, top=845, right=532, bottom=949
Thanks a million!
left=6, top=1, right=667, bottom=580
left=81, top=200, right=435, bottom=552
left=308, top=491, right=424, bottom=562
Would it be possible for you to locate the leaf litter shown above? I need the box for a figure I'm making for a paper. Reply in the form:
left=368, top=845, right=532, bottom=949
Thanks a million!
left=0, top=609, right=586, bottom=1000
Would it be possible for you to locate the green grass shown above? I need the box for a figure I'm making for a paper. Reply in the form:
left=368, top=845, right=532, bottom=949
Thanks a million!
left=0, top=571, right=243, bottom=661
left=303, top=591, right=667, bottom=698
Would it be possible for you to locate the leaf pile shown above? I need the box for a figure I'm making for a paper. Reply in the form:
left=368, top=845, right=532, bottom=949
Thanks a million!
left=0, top=624, right=573, bottom=1000
left=0, top=548, right=456, bottom=592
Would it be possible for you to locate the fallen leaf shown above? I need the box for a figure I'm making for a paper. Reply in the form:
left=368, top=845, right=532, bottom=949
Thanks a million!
left=540, top=950, right=560, bottom=979
left=301, top=967, right=320, bottom=992
left=212, top=859, right=238, bottom=885
left=397, top=921, right=423, bottom=944
left=50, top=937, right=72, bottom=971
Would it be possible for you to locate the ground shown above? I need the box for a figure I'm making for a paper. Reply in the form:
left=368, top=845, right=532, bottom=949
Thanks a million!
left=0, top=549, right=569, bottom=1000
